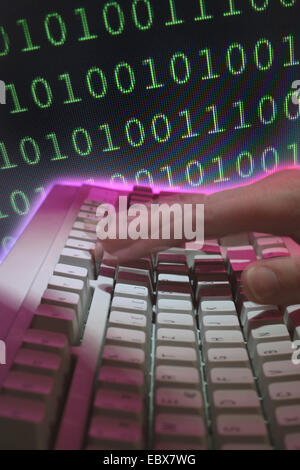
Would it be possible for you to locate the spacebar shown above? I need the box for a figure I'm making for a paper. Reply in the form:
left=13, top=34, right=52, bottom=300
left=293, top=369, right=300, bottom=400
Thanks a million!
left=55, top=276, right=113, bottom=450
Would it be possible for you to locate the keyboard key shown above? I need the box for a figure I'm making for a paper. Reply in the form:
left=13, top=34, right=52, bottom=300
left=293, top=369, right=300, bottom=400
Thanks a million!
left=106, top=327, right=146, bottom=349
left=208, top=367, right=255, bottom=391
left=156, top=346, right=198, bottom=366
left=32, top=305, right=79, bottom=344
left=206, top=348, right=250, bottom=368
left=248, top=324, right=290, bottom=357
left=109, top=310, right=148, bottom=331
left=94, top=388, right=143, bottom=418
left=253, top=340, right=294, bottom=375
left=201, top=315, right=240, bottom=331
left=155, top=413, right=207, bottom=447
left=41, top=288, right=83, bottom=322
left=102, top=344, right=145, bottom=369
left=88, top=414, right=143, bottom=449
left=199, top=300, right=237, bottom=316
left=155, top=365, right=201, bottom=387
left=211, top=389, right=261, bottom=416
left=202, top=330, right=245, bottom=360
left=111, top=296, right=149, bottom=315
left=214, top=414, right=269, bottom=447
left=69, top=229, right=97, bottom=242
left=156, top=328, right=197, bottom=347
left=114, top=283, right=149, bottom=300
left=155, top=388, right=203, bottom=413
left=98, top=365, right=144, bottom=392
left=59, top=247, right=94, bottom=279
left=157, top=312, right=194, bottom=329
left=157, top=298, right=193, bottom=314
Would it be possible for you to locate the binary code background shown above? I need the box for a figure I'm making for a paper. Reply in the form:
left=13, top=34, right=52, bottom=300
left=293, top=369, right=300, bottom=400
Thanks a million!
left=0, top=0, right=299, bottom=261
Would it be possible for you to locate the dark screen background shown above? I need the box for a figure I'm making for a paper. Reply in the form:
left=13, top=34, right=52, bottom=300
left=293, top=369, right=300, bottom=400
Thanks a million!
left=0, top=0, right=299, bottom=261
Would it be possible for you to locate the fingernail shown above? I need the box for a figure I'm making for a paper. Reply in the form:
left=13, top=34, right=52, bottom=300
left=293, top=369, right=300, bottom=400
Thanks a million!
left=246, top=266, right=279, bottom=302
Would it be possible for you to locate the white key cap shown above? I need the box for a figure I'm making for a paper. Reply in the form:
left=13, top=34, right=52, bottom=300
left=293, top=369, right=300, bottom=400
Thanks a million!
left=73, top=221, right=97, bottom=233
left=211, top=389, right=261, bottom=416
left=48, top=275, right=85, bottom=300
left=76, top=211, right=98, bottom=224
left=267, top=381, right=300, bottom=410
left=215, top=414, right=269, bottom=446
left=240, top=301, right=276, bottom=325
left=201, top=315, right=240, bottom=331
left=102, top=345, right=145, bottom=369
left=111, top=297, right=149, bottom=314
left=156, top=328, right=197, bottom=347
left=22, top=328, right=70, bottom=365
left=98, top=365, right=144, bottom=392
left=109, top=310, right=148, bottom=331
left=157, top=298, right=193, bottom=314
left=155, top=365, right=201, bottom=387
left=207, top=348, right=250, bottom=368
left=59, top=247, right=94, bottom=279
left=69, top=229, right=97, bottom=242
left=54, top=264, right=88, bottom=284
left=41, top=288, right=82, bottom=321
left=155, top=388, right=203, bottom=413
left=208, top=367, right=255, bottom=390
left=33, top=305, right=79, bottom=345
left=88, top=414, right=143, bottom=450
left=106, top=327, right=146, bottom=349
left=284, top=432, right=300, bottom=450
left=248, top=324, right=290, bottom=356
left=114, top=283, right=149, bottom=300
left=80, top=204, right=97, bottom=214
left=200, top=300, right=237, bottom=316
left=253, top=341, right=293, bottom=375
left=196, top=281, right=229, bottom=300
left=157, top=291, right=192, bottom=302
left=94, top=388, right=143, bottom=419
left=158, top=274, right=190, bottom=283
left=272, top=405, right=300, bottom=447
left=65, top=238, right=95, bottom=252
left=157, top=313, right=194, bottom=329
left=155, top=413, right=207, bottom=446
left=202, top=330, right=244, bottom=359
left=259, top=361, right=300, bottom=394
left=156, top=346, right=198, bottom=366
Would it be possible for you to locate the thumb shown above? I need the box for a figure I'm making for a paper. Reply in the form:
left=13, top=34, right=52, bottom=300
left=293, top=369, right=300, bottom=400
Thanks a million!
left=242, top=255, right=300, bottom=306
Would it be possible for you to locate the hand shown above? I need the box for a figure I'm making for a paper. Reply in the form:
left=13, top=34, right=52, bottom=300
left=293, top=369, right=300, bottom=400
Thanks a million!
left=99, top=169, right=300, bottom=306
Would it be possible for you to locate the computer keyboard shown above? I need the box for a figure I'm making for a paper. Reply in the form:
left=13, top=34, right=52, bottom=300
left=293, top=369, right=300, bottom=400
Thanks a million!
left=0, top=183, right=300, bottom=450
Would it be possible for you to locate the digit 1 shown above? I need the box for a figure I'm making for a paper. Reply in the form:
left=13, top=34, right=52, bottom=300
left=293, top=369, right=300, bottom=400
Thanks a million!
left=160, top=165, right=174, bottom=186
left=206, top=105, right=225, bottom=134
left=74, top=7, right=98, bottom=41
left=6, top=84, right=28, bottom=114
left=142, top=58, right=164, bottom=90
left=194, top=0, right=213, bottom=21
left=288, top=142, right=298, bottom=165
left=212, top=156, right=230, bottom=183
left=223, top=0, right=242, bottom=16
left=46, top=133, right=68, bottom=161
left=199, top=49, right=220, bottom=80
left=282, top=35, right=300, bottom=67
left=233, top=100, right=251, bottom=130
left=179, top=109, right=199, bottom=138
left=165, top=0, right=184, bottom=26
left=17, top=18, right=40, bottom=52
left=59, top=73, right=82, bottom=104
left=0, top=141, right=18, bottom=170
left=99, top=123, right=120, bottom=152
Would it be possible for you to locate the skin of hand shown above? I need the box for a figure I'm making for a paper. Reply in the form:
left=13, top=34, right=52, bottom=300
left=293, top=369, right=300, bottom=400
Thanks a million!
left=96, top=169, right=300, bottom=306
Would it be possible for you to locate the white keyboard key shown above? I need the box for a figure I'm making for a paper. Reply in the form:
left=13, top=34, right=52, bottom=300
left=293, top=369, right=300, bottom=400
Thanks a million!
left=59, top=247, right=94, bottom=279
left=41, top=288, right=82, bottom=322
left=98, top=365, right=144, bottom=392
left=155, top=413, right=207, bottom=446
left=69, top=229, right=97, bottom=242
left=253, top=340, right=294, bottom=375
left=272, top=405, right=300, bottom=447
left=260, top=361, right=300, bottom=394
left=267, top=381, right=300, bottom=412
left=88, top=414, right=143, bottom=449
left=102, top=344, right=145, bottom=369
left=73, top=221, right=97, bottom=233
left=155, top=365, right=200, bottom=387
left=33, top=305, right=79, bottom=345
left=111, top=296, right=149, bottom=314
left=156, top=328, right=197, bottom=347
left=106, top=327, right=146, bottom=349
left=76, top=211, right=98, bottom=224
left=157, top=298, right=193, bottom=314
left=94, top=388, right=143, bottom=419
left=65, top=238, right=95, bottom=252
left=240, top=302, right=276, bottom=326
left=156, top=346, right=198, bottom=366
left=114, top=283, right=149, bottom=299
left=48, top=275, right=85, bottom=301
left=80, top=204, right=97, bottom=214
left=202, top=330, right=244, bottom=359
left=157, top=291, right=192, bottom=302
left=207, top=348, right=250, bottom=368
left=155, top=388, right=203, bottom=413
left=200, top=300, right=237, bottom=316
left=248, top=324, right=290, bottom=357
left=201, top=315, right=240, bottom=331
left=211, top=389, right=261, bottom=416
left=157, top=274, right=190, bottom=283
left=215, top=414, right=269, bottom=446
left=208, top=367, right=255, bottom=390
left=157, top=312, right=194, bottom=329
left=22, top=328, right=70, bottom=366
left=109, top=310, right=148, bottom=331
left=54, top=263, right=88, bottom=284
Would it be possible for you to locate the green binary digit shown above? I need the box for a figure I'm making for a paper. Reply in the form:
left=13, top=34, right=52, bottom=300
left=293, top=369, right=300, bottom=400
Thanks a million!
left=160, top=165, right=174, bottom=186
left=5, top=84, right=28, bottom=114
left=250, top=0, right=269, bottom=11
left=0, top=142, right=18, bottom=170
left=258, top=95, right=277, bottom=125
left=261, top=146, right=278, bottom=172
left=152, top=114, right=171, bottom=143
left=233, top=100, right=251, bottom=130
left=74, top=7, right=98, bottom=41
left=132, top=0, right=153, bottom=30
left=288, top=142, right=298, bottom=165
left=165, top=0, right=184, bottom=26
left=170, top=52, right=191, bottom=84
left=31, top=77, right=53, bottom=109
left=114, top=62, right=135, bottom=94
left=185, top=161, right=204, bottom=187
left=254, top=38, right=274, bottom=71
left=125, top=118, right=145, bottom=147
left=17, top=19, right=40, bottom=52
left=206, top=105, right=225, bottom=134
left=10, top=190, right=30, bottom=216
left=212, top=156, right=230, bottom=183
left=59, top=73, right=82, bottom=104
left=199, top=49, right=220, bottom=80
left=236, top=151, right=254, bottom=178
left=142, top=58, right=164, bottom=90
left=99, top=123, right=120, bottom=152
left=284, top=91, right=300, bottom=120
left=0, top=26, right=9, bottom=56
left=226, top=43, right=246, bottom=75
left=135, top=169, right=153, bottom=185
left=46, top=133, right=68, bottom=161
left=194, top=0, right=213, bottom=21
left=179, top=109, right=199, bottom=138
left=44, top=13, right=67, bottom=46
left=280, top=0, right=296, bottom=6
left=111, top=173, right=126, bottom=184
left=223, top=0, right=242, bottom=16
left=103, top=2, right=125, bottom=35
left=86, top=67, right=108, bottom=98
left=282, top=35, right=300, bottom=67
left=72, top=128, right=92, bottom=156
left=20, top=137, right=41, bottom=165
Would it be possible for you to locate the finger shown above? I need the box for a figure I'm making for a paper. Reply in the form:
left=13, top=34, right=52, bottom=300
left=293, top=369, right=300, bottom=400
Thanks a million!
left=205, top=169, right=300, bottom=239
left=241, top=255, right=300, bottom=305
